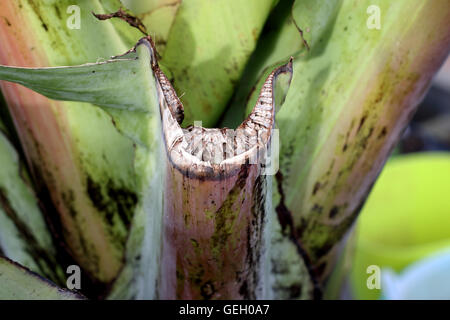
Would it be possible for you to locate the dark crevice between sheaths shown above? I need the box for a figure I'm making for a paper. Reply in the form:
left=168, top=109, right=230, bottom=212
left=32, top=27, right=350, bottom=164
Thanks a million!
left=0, top=96, right=26, bottom=160
left=0, top=125, right=89, bottom=291
left=275, top=171, right=322, bottom=300
left=0, top=187, right=66, bottom=286
left=30, top=164, right=108, bottom=299
left=247, top=175, right=267, bottom=299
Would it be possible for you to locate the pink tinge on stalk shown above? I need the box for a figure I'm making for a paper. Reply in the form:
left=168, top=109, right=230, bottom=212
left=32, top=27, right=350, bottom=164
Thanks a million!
left=141, top=36, right=293, bottom=299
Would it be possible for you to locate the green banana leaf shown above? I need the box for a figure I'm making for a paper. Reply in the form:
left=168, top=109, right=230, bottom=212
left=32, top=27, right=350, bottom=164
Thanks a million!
left=0, top=117, right=66, bottom=285
left=0, top=257, right=83, bottom=300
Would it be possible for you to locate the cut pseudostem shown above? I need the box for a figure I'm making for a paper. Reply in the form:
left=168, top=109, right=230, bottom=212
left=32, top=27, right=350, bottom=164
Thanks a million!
left=1, top=1, right=449, bottom=299
left=0, top=35, right=297, bottom=299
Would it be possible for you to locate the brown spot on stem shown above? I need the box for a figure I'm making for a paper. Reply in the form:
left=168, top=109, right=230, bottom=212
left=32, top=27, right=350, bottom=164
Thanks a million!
left=312, top=182, right=321, bottom=195
left=342, top=143, right=348, bottom=152
left=86, top=176, right=137, bottom=230
left=378, top=126, right=388, bottom=139
left=3, top=17, right=11, bottom=26
left=239, top=281, right=249, bottom=299
left=329, top=206, right=339, bottom=218
left=289, top=284, right=302, bottom=297
left=357, top=115, right=367, bottom=133
left=311, top=204, right=323, bottom=214
left=200, top=281, right=215, bottom=300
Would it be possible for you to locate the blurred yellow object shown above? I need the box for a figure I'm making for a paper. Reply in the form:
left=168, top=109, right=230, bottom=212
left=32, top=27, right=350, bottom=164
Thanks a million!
left=350, top=152, right=450, bottom=299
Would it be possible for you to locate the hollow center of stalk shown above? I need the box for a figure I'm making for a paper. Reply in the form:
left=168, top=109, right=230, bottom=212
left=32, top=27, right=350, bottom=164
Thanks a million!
left=182, top=120, right=269, bottom=165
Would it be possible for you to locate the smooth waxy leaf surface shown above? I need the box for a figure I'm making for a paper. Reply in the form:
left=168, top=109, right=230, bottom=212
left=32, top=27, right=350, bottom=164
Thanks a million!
left=0, top=257, right=83, bottom=300
left=0, top=45, right=158, bottom=146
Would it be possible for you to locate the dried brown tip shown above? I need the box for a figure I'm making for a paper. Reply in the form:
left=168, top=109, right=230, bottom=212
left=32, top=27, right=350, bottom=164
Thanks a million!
left=239, top=58, right=294, bottom=131
left=93, top=8, right=148, bottom=36
left=134, top=37, right=184, bottom=124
